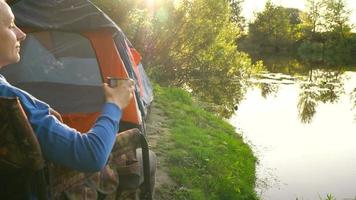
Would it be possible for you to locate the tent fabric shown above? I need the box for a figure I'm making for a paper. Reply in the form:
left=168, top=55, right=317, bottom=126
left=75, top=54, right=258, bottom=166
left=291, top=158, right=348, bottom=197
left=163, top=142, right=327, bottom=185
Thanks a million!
left=1, top=0, right=153, bottom=130
left=84, top=30, right=142, bottom=125
left=0, top=32, right=105, bottom=114
left=2, top=34, right=102, bottom=86
left=138, top=63, right=154, bottom=107
left=62, top=112, right=100, bottom=133
left=11, top=0, right=117, bottom=32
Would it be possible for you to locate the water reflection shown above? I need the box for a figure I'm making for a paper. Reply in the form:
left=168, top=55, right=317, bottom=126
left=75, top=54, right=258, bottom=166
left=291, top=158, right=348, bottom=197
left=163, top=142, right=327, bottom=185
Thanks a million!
left=298, top=69, right=345, bottom=123
left=251, top=67, right=352, bottom=123
left=228, top=54, right=356, bottom=199
left=189, top=73, right=246, bottom=118
left=258, top=82, right=279, bottom=98
left=229, top=69, right=356, bottom=200
left=351, top=88, right=356, bottom=121
left=252, top=73, right=295, bottom=98
left=188, top=54, right=355, bottom=124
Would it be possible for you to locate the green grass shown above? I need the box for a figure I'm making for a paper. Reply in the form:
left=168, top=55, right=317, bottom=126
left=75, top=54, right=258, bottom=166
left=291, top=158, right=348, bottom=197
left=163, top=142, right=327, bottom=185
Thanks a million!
left=154, top=85, right=258, bottom=200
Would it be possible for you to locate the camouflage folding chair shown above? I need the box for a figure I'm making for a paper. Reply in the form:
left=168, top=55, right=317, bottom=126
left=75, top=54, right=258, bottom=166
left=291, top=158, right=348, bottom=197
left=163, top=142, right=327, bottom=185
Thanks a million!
left=0, top=97, right=47, bottom=199
left=0, top=97, right=153, bottom=200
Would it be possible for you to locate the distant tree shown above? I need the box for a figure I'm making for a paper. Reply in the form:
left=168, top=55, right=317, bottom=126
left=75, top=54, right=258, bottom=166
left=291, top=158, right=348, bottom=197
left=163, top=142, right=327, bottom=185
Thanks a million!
left=297, top=0, right=356, bottom=65
left=298, top=0, right=326, bottom=64
left=284, top=7, right=303, bottom=44
left=247, top=1, right=301, bottom=53
left=303, top=0, right=325, bottom=35
left=229, top=0, right=246, bottom=32
left=323, top=0, right=351, bottom=36
left=322, top=0, right=352, bottom=64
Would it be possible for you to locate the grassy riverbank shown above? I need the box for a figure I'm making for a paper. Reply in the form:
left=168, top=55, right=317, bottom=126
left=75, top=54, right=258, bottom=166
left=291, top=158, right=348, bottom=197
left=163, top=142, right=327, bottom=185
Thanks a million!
left=153, top=85, right=258, bottom=200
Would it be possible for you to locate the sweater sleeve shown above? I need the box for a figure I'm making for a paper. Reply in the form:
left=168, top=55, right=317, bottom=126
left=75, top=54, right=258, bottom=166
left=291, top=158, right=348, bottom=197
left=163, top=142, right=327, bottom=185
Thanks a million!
left=34, top=103, right=121, bottom=172
left=0, top=79, right=121, bottom=172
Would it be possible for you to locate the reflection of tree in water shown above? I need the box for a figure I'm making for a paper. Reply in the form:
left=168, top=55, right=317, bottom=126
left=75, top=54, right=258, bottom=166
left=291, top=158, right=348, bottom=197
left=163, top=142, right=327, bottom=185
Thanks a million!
left=245, top=54, right=354, bottom=123
left=175, top=55, right=351, bottom=121
left=252, top=72, right=293, bottom=98
left=351, top=88, right=356, bottom=121
left=257, top=83, right=279, bottom=98
left=297, top=69, right=345, bottom=123
left=188, top=73, right=246, bottom=118
left=297, top=88, right=318, bottom=123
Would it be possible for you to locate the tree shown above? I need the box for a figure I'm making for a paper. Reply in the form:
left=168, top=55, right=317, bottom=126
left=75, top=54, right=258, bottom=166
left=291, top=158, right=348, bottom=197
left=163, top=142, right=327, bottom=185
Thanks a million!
left=303, top=0, right=325, bottom=35
left=151, top=0, right=258, bottom=117
left=297, top=0, right=355, bottom=65
left=323, top=0, right=351, bottom=35
left=229, top=0, right=246, bottom=32
left=247, top=1, right=301, bottom=53
left=322, top=0, right=352, bottom=65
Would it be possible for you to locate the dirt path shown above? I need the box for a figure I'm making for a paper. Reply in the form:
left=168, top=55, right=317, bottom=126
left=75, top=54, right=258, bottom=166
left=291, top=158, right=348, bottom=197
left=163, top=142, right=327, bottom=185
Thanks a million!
left=145, top=102, right=177, bottom=199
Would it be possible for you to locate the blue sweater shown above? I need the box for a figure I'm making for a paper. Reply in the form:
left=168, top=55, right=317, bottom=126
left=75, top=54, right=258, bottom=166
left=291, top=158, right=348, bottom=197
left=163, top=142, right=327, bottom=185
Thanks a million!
left=0, top=74, right=121, bottom=172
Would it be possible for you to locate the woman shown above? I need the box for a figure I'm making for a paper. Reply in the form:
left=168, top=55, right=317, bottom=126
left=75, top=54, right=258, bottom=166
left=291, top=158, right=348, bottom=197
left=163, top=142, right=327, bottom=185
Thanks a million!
left=0, top=0, right=148, bottom=198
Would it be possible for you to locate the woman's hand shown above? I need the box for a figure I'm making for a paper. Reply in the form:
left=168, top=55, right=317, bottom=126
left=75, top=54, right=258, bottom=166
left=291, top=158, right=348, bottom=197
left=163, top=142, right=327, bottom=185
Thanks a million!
left=50, top=108, right=63, bottom=122
left=103, top=79, right=135, bottom=110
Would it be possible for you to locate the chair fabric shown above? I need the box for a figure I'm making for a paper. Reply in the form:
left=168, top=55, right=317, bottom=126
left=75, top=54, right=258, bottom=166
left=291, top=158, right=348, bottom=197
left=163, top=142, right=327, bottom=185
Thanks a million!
left=0, top=97, right=152, bottom=200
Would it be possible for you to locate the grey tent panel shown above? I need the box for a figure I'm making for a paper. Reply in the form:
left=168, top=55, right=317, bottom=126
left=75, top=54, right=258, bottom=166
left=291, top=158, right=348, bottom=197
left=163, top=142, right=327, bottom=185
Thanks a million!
left=11, top=0, right=117, bottom=32
left=2, top=33, right=102, bottom=86
left=1, top=32, right=105, bottom=114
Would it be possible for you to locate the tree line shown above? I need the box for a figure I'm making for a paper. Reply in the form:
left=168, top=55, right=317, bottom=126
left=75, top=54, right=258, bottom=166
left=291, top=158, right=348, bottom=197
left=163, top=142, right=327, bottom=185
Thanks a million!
left=239, top=0, right=356, bottom=66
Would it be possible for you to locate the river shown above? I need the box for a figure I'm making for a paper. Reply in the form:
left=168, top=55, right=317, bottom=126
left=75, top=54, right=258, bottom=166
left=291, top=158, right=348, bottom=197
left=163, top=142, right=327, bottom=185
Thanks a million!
left=229, top=66, right=356, bottom=200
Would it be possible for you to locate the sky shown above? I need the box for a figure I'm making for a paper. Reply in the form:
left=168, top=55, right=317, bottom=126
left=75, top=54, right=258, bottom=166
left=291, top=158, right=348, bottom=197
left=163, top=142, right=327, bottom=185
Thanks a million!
left=242, top=0, right=356, bottom=27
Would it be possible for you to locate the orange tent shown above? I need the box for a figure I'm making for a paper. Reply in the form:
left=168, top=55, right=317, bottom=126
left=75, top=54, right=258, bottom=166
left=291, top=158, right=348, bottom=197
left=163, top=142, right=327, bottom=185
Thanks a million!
left=1, top=0, right=154, bottom=133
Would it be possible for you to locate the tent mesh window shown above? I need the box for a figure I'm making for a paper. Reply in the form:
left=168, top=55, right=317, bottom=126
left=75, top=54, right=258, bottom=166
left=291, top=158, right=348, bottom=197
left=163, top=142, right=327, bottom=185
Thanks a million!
left=1, top=31, right=105, bottom=114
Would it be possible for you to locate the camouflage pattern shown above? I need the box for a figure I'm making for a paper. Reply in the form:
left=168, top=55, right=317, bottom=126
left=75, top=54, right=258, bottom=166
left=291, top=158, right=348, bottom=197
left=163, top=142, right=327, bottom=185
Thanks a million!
left=112, top=129, right=141, bottom=177
left=0, top=97, right=44, bottom=171
left=0, top=97, right=147, bottom=199
left=49, top=128, right=144, bottom=200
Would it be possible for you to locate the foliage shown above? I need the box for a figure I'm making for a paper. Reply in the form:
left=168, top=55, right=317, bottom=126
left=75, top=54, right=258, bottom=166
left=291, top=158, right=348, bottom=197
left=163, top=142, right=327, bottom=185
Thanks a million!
left=241, top=0, right=356, bottom=66
left=322, top=0, right=351, bottom=34
left=154, top=85, right=258, bottom=199
left=301, top=0, right=354, bottom=66
left=302, top=0, right=326, bottom=35
left=150, top=0, right=263, bottom=117
left=321, top=0, right=352, bottom=65
left=92, top=0, right=263, bottom=118
left=297, top=41, right=324, bottom=63
left=229, top=0, right=246, bottom=32
left=246, top=1, right=302, bottom=54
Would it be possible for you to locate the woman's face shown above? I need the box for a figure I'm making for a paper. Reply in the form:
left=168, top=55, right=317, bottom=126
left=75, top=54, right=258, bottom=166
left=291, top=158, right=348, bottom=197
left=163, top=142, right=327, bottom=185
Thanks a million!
left=0, top=1, right=26, bottom=67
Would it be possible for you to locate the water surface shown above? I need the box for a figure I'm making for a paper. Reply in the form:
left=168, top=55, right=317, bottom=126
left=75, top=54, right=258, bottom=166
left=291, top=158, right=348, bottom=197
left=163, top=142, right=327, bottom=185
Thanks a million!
left=229, top=69, right=356, bottom=200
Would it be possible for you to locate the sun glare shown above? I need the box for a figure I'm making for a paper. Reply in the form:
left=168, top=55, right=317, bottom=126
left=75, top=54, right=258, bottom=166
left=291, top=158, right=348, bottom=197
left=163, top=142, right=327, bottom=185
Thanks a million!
left=144, top=0, right=163, bottom=8
left=145, top=0, right=155, bottom=6
left=144, top=0, right=181, bottom=7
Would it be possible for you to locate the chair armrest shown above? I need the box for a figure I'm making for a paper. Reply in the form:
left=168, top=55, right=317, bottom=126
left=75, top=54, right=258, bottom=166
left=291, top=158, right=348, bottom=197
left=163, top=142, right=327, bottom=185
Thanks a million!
left=113, top=128, right=152, bottom=200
